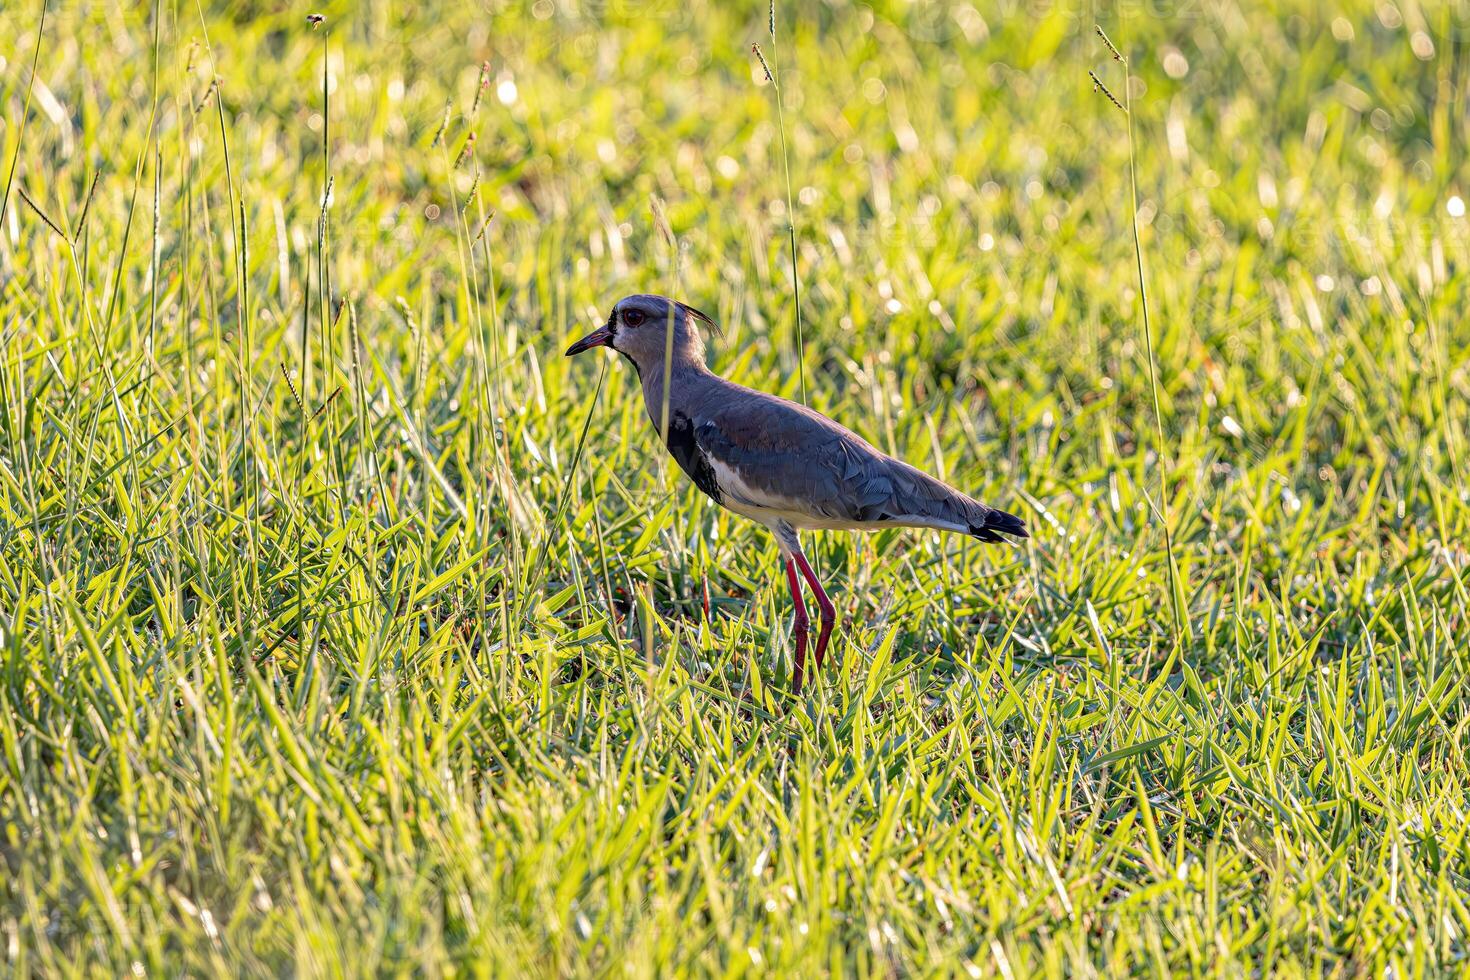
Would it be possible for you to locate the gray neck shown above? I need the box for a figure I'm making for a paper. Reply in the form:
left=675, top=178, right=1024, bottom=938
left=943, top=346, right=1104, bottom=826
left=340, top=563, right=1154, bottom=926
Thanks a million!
left=636, top=353, right=712, bottom=436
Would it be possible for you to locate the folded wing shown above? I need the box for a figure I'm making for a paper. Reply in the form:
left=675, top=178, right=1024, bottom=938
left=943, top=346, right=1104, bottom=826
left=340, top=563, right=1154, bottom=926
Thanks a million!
left=690, top=382, right=1026, bottom=541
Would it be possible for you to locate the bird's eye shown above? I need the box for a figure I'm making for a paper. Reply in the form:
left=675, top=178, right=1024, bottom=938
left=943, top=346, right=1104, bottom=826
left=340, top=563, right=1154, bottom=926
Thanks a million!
left=622, top=310, right=645, bottom=328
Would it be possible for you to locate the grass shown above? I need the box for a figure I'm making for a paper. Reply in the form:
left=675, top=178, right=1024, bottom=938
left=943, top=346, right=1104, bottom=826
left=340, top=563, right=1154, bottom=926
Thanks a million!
left=1, top=0, right=1468, bottom=974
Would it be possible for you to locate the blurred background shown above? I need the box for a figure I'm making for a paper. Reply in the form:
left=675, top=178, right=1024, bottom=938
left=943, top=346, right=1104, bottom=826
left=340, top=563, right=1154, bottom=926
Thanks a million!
left=1, top=0, right=1467, bottom=973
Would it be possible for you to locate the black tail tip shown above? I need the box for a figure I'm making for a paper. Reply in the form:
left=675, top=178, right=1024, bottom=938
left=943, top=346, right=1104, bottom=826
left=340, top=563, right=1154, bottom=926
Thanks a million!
left=972, top=508, right=1028, bottom=542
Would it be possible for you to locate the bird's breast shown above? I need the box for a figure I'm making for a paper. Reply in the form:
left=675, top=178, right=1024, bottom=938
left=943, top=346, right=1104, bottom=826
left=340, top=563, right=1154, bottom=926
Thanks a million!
left=661, top=411, right=724, bottom=505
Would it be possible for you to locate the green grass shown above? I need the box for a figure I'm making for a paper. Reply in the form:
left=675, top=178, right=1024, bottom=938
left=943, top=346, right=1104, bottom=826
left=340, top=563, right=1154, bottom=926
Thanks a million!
left=2, top=0, right=1468, bottom=974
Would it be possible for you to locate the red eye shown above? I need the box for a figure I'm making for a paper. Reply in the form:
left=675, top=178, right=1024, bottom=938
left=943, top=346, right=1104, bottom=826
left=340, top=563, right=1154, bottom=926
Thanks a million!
left=623, top=310, right=645, bottom=327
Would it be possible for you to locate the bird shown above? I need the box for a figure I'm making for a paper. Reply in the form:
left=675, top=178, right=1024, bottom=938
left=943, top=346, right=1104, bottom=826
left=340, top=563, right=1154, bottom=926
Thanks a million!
left=566, top=294, right=1027, bottom=694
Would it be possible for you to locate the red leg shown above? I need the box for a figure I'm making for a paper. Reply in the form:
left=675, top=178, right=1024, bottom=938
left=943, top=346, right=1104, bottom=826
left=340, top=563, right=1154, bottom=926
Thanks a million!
left=784, top=557, right=809, bottom=694
left=794, top=553, right=836, bottom=672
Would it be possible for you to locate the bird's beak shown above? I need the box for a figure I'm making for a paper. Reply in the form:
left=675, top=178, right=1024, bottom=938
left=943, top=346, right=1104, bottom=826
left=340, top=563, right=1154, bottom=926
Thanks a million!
left=565, top=324, right=613, bottom=357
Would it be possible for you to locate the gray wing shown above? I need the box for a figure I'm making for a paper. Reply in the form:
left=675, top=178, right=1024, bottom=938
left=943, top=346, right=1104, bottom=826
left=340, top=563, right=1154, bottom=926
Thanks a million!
left=691, top=382, right=1026, bottom=541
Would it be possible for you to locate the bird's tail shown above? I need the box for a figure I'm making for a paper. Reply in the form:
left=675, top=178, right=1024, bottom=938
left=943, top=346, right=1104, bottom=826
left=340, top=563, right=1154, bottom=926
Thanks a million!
left=968, top=506, right=1028, bottom=544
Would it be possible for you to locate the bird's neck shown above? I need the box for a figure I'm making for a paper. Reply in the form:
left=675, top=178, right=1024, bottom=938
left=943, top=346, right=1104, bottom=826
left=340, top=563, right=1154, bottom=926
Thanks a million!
left=639, top=355, right=712, bottom=431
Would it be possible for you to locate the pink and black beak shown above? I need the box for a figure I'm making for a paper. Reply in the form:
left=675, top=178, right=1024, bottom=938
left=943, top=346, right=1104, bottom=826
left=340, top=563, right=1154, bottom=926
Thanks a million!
left=565, top=314, right=615, bottom=357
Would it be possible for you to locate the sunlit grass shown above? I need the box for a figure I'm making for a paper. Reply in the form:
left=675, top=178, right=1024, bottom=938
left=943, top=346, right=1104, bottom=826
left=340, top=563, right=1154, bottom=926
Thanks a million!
left=1, top=0, right=1467, bottom=974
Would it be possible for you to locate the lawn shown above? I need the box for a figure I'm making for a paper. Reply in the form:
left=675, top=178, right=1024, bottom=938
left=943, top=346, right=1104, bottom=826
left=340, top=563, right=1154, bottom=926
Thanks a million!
left=1, top=0, right=1467, bottom=974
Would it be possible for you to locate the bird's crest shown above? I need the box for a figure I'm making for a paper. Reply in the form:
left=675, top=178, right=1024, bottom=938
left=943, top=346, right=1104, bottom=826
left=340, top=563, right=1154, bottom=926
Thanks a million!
left=677, top=302, right=723, bottom=338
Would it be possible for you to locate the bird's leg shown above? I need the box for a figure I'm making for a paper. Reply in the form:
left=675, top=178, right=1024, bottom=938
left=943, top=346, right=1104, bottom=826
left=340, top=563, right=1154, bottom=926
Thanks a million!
left=794, top=553, right=836, bottom=673
left=784, top=557, right=809, bottom=694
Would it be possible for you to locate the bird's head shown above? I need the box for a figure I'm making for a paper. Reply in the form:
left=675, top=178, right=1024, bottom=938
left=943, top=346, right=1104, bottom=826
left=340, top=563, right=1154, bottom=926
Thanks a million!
left=565, top=294, right=714, bottom=375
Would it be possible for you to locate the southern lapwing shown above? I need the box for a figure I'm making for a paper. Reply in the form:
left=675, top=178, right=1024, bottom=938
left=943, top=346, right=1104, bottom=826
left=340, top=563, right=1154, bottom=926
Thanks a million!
left=566, top=294, right=1027, bottom=694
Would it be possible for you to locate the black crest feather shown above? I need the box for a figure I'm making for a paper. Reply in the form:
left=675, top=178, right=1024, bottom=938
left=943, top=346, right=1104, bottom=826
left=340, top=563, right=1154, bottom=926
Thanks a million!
left=677, top=302, right=723, bottom=337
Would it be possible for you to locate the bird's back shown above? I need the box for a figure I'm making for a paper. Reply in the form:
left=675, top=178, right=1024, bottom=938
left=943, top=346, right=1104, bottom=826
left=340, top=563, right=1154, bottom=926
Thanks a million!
left=666, top=371, right=1026, bottom=541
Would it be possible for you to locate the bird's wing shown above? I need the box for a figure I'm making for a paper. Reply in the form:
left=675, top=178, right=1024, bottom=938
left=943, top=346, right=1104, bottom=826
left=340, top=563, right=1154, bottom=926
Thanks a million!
left=691, top=383, right=1023, bottom=538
